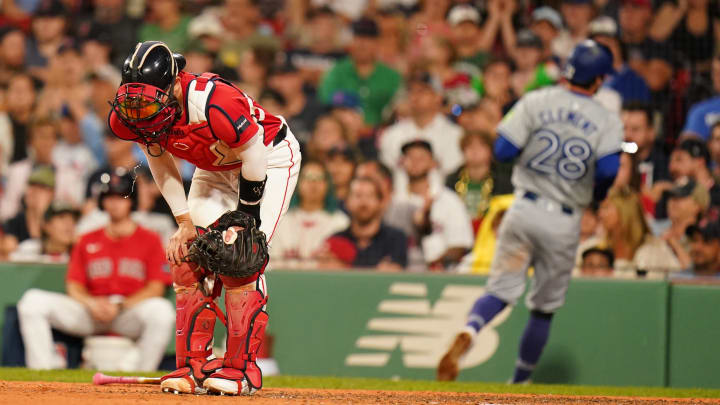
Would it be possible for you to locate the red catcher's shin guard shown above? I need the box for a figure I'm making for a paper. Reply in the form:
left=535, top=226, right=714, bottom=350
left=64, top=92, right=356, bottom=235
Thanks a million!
left=174, top=287, right=217, bottom=369
left=221, top=288, right=268, bottom=391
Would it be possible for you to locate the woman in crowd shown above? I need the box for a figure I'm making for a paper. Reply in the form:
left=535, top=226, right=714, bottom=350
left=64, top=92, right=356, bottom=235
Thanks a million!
left=271, top=160, right=349, bottom=268
left=577, top=187, right=682, bottom=278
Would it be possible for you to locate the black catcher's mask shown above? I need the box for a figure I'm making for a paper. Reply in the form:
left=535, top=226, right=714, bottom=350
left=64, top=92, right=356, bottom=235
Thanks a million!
left=110, top=41, right=187, bottom=155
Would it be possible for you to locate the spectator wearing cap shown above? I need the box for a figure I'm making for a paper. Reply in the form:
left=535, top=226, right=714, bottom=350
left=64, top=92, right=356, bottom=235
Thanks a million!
left=379, top=71, right=463, bottom=179
left=509, top=29, right=559, bottom=96
left=651, top=0, right=719, bottom=73
left=285, top=6, right=347, bottom=86
left=17, top=168, right=173, bottom=371
left=392, top=140, right=473, bottom=271
left=138, top=0, right=191, bottom=52
left=679, top=221, right=720, bottom=278
left=1, top=165, right=55, bottom=254
left=580, top=247, right=614, bottom=277
left=325, top=145, right=359, bottom=213
left=660, top=138, right=720, bottom=220
left=682, top=55, right=720, bottom=141
left=447, top=5, right=490, bottom=71
left=318, top=17, right=402, bottom=127
left=9, top=202, right=79, bottom=263
left=320, top=176, right=408, bottom=271
left=554, top=0, right=596, bottom=62
left=617, top=0, right=672, bottom=93
left=0, top=26, right=26, bottom=85
left=0, top=117, right=75, bottom=222
left=25, top=0, right=69, bottom=75
left=589, top=16, right=651, bottom=103
left=530, top=6, right=564, bottom=62
left=268, top=60, right=327, bottom=145
left=621, top=102, right=670, bottom=198
left=271, top=160, right=349, bottom=269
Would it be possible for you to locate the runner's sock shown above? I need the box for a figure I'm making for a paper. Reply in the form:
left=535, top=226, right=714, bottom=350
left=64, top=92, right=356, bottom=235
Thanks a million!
left=512, top=310, right=553, bottom=383
left=465, top=295, right=507, bottom=333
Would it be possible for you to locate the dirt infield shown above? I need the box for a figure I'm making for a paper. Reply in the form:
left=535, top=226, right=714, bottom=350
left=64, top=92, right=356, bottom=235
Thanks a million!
left=2, top=380, right=719, bottom=404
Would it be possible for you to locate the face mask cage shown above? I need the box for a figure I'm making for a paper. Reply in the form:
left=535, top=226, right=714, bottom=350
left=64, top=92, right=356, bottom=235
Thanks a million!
left=110, top=83, right=181, bottom=156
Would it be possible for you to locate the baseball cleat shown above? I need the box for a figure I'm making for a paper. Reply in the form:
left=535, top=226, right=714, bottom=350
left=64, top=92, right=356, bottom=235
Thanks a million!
left=437, top=331, right=472, bottom=381
left=160, top=377, right=194, bottom=395
left=203, top=376, right=255, bottom=396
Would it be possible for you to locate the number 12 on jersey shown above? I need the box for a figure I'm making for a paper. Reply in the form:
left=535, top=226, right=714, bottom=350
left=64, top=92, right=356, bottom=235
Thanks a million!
left=527, top=130, right=592, bottom=180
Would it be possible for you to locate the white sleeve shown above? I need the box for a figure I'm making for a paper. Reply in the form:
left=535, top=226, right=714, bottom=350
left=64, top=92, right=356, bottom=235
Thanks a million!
left=143, top=149, right=189, bottom=217
left=597, top=114, right=624, bottom=158
left=236, top=133, right=268, bottom=182
left=438, top=191, right=474, bottom=249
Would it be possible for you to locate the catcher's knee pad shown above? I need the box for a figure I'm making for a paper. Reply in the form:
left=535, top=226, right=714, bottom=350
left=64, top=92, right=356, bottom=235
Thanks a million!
left=221, top=287, right=268, bottom=390
left=174, top=287, right=217, bottom=368
left=172, top=262, right=206, bottom=287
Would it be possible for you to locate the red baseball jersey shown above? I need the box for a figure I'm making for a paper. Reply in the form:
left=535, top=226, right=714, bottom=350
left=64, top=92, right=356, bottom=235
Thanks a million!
left=108, top=71, right=285, bottom=171
left=66, top=226, right=171, bottom=297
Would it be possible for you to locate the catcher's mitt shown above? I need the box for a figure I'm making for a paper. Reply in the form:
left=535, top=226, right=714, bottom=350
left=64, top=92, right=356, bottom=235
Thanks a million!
left=186, top=210, right=268, bottom=278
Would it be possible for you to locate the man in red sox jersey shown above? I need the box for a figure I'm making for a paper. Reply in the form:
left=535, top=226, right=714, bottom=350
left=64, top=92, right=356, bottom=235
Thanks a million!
left=108, top=41, right=301, bottom=395
left=17, top=170, right=174, bottom=371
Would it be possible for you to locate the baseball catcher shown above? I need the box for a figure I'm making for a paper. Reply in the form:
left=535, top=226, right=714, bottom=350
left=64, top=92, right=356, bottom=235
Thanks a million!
left=108, top=41, right=301, bottom=395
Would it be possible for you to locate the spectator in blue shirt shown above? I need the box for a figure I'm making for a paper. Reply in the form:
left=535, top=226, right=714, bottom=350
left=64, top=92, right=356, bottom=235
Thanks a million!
left=682, top=56, right=720, bottom=141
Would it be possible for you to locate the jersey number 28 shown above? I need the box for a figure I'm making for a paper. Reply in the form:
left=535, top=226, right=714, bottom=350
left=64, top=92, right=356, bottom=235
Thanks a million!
left=528, top=130, right=591, bottom=180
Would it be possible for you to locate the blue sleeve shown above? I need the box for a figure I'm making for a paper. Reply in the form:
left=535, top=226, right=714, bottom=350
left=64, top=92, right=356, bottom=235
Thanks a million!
left=594, top=152, right=621, bottom=201
left=683, top=104, right=709, bottom=140
left=595, top=152, right=621, bottom=181
left=80, top=114, right=107, bottom=167
left=493, top=134, right=522, bottom=163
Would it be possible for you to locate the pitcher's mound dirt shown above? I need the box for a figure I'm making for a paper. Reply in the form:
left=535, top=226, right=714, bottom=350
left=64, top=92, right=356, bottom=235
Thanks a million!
left=1, top=380, right=718, bottom=404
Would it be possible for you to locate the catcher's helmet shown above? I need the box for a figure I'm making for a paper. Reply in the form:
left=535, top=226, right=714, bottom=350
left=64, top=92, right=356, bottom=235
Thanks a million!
left=562, top=40, right=614, bottom=86
left=111, top=41, right=187, bottom=152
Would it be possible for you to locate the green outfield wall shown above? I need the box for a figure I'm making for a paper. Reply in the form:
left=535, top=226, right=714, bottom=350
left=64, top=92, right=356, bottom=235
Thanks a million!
left=0, top=264, right=716, bottom=388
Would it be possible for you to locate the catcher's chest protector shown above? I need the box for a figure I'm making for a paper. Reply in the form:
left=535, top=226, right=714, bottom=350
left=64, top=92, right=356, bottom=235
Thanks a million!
left=222, top=289, right=268, bottom=390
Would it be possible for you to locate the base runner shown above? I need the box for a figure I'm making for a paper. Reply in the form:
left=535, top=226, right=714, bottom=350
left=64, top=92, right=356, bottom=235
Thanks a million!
left=437, top=40, right=623, bottom=383
left=108, top=41, right=301, bottom=395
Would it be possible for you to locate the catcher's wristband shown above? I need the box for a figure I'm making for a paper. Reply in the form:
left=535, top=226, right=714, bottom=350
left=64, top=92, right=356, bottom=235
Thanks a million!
left=238, top=176, right=266, bottom=207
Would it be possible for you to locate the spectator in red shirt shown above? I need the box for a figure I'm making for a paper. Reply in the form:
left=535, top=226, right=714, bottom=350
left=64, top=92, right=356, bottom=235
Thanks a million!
left=17, top=169, right=173, bottom=370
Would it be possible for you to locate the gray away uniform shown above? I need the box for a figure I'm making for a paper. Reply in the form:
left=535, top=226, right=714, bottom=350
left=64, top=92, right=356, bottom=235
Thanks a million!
left=487, top=85, right=623, bottom=312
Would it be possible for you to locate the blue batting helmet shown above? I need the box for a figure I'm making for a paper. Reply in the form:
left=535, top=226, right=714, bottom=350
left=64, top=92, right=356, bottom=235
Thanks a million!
left=562, top=40, right=614, bottom=85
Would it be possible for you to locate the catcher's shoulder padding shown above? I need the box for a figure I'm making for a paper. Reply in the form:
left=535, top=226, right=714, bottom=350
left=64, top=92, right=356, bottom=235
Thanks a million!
left=187, top=210, right=268, bottom=278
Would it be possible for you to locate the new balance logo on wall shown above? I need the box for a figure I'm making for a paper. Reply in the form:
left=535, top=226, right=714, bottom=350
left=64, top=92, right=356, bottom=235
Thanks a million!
left=345, top=282, right=512, bottom=370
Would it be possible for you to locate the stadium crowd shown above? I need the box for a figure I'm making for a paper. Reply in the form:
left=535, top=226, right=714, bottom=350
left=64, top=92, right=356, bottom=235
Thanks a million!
left=1, top=0, right=720, bottom=280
